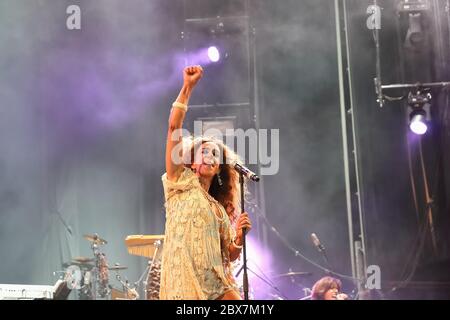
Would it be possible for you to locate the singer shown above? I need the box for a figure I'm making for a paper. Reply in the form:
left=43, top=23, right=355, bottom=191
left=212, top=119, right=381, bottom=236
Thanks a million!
left=311, top=276, right=349, bottom=300
left=160, top=65, right=252, bottom=300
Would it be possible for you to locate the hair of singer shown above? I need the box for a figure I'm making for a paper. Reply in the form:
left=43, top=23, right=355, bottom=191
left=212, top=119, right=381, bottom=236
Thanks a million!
left=182, top=136, right=247, bottom=224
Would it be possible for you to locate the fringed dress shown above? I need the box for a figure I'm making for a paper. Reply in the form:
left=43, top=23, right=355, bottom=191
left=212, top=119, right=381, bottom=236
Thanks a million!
left=159, top=168, right=238, bottom=300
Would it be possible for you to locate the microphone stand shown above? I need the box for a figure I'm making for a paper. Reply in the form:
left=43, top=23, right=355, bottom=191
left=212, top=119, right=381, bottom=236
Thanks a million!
left=235, top=261, right=288, bottom=300
left=319, top=248, right=331, bottom=273
left=317, top=245, right=338, bottom=278
left=239, top=172, right=249, bottom=300
left=134, top=261, right=150, bottom=299
left=134, top=240, right=161, bottom=299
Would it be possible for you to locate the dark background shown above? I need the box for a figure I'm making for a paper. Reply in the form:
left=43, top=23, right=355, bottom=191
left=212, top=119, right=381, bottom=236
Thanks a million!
left=0, top=0, right=449, bottom=299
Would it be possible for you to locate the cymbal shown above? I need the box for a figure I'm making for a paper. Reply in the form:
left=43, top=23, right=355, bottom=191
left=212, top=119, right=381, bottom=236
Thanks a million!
left=108, top=265, right=128, bottom=271
left=72, top=256, right=94, bottom=264
left=274, top=272, right=312, bottom=278
left=84, top=234, right=108, bottom=245
left=62, top=261, right=94, bottom=269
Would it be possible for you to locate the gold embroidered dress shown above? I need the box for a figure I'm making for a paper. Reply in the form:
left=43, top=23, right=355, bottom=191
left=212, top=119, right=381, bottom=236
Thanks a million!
left=159, top=168, right=238, bottom=300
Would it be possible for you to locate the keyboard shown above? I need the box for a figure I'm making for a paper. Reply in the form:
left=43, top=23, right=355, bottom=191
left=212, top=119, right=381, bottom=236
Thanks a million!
left=0, top=283, right=58, bottom=300
left=125, top=235, right=164, bottom=259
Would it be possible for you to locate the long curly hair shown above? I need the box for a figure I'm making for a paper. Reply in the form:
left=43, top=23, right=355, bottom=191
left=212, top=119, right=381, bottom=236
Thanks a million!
left=182, top=136, right=245, bottom=224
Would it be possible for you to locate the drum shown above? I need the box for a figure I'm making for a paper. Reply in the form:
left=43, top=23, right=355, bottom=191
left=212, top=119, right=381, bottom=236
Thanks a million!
left=64, top=265, right=82, bottom=290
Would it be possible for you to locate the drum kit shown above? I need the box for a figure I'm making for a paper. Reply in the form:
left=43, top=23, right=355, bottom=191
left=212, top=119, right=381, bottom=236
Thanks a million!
left=60, top=233, right=133, bottom=300
left=59, top=233, right=163, bottom=300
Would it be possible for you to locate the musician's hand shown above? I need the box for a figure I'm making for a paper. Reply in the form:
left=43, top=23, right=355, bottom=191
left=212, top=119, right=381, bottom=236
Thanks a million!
left=235, top=212, right=252, bottom=245
left=183, top=65, right=203, bottom=88
left=336, top=293, right=349, bottom=300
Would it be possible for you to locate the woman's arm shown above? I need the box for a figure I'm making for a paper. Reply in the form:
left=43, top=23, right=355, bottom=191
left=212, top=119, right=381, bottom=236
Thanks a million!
left=165, top=65, right=203, bottom=181
left=229, top=212, right=252, bottom=262
left=229, top=236, right=243, bottom=262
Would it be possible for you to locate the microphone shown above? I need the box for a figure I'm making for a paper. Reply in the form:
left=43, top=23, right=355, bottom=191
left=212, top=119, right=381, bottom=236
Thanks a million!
left=336, top=293, right=349, bottom=300
left=311, top=233, right=331, bottom=268
left=231, top=160, right=260, bottom=182
left=311, top=233, right=325, bottom=252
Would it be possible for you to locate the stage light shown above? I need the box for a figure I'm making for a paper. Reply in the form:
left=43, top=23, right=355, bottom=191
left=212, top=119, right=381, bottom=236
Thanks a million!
left=207, top=46, right=220, bottom=62
left=407, top=89, right=431, bottom=135
left=183, top=16, right=250, bottom=105
left=404, top=13, right=425, bottom=47
left=409, top=109, right=428, bottom=135
left=397, top=1, right=431, bottom=49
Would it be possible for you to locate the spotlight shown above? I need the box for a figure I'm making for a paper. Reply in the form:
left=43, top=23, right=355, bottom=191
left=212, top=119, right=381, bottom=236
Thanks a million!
left=397, top=1, right=431, bottom=49
left=207, top=46, right=220, bottom=62
left=404, top=13, right=425, bottom=47
left=409, top=109, right=428, bottom=135
left=407, top=89, right=431, bottom=135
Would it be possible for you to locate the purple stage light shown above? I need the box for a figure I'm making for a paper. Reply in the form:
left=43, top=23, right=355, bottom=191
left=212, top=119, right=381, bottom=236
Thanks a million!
left=409, top=110, right=428, bottom=135
left=233, top=236, right=275, bottom=300
left=207, top=46, right=220, bottom=62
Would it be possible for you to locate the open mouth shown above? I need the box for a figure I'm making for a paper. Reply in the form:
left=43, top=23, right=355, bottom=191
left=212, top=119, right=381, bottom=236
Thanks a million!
left=199, top=162, right=215, bottom=171
left=202, top=161, right=215, bottom=167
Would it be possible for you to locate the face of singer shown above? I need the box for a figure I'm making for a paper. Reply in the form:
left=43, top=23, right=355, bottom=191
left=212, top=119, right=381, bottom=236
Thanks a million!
left=324, top=286, right=339, bottom=300
left=192, top=142, right=221, bottom=178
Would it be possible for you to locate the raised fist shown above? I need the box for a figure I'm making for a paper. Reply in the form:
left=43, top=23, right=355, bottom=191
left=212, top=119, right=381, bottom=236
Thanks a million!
left=183, top=65, right=203, bottom=88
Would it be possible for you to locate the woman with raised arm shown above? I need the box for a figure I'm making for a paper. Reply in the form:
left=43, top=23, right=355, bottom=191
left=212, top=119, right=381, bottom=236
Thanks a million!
left=160, top=65, right=252, bottom=300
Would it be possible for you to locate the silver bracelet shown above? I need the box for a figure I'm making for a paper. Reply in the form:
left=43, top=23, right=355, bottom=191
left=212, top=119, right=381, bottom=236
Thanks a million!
left=232, top=237, right=243, bottom=249
left=172, top=101, right=188, bottom=112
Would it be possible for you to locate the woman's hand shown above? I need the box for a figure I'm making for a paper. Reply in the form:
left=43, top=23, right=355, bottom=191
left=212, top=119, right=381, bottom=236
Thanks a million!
left=183, top=65, right=203, bottom=88
left=234, top=212, right=252, bottom=246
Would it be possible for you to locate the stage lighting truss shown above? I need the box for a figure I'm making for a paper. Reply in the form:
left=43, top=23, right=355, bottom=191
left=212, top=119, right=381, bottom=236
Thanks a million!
left=196, top=116, right=236, bottom=138
left=372, top=1, right=450, bottom=109
left=182, top=15, right=251, bottom=107
left=183, top=16, right=248, bottom=64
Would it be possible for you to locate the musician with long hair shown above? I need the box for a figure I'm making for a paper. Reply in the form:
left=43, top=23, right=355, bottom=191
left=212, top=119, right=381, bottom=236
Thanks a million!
left=311, top=276, right=349, bottom=300
left=159, top=65, right=252, bottom=300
